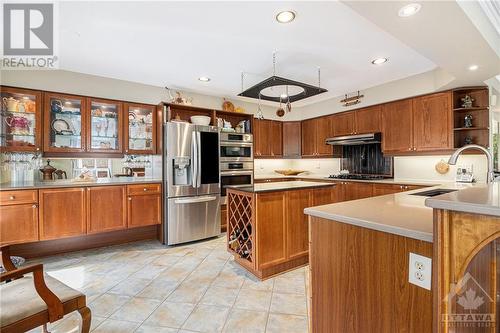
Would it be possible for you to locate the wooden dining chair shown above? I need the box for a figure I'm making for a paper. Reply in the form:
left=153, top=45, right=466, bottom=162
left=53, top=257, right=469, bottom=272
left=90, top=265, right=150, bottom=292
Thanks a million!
left=0, top=245, right=91, bottom=333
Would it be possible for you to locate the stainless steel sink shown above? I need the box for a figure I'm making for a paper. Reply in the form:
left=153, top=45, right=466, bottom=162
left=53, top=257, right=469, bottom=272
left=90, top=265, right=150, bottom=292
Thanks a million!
left=410, top=189, right=458, bottom=197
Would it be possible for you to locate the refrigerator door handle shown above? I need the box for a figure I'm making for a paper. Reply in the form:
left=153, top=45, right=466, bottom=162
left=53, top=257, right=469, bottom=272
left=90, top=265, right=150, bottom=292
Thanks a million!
left=196, top=131, right=202, bottom=188
left=174, top=196, right=218, bottom=204
left=191, top=131, right=198, bottom=189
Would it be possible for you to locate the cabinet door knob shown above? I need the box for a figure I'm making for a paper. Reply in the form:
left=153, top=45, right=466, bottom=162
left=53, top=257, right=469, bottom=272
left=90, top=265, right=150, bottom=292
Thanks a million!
left=128, top=197, right=132, bottom=201
left=9, top=196, right=15, bottom=200
left=32, top=204, right=38, bottom=208
left=36, top=147, right=40, bottom=151
left=143, top=188, right=148, bottom=191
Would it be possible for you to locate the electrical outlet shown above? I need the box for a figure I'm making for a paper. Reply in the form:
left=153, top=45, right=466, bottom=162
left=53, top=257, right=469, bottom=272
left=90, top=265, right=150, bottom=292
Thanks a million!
left=408, top=252, right=432, bottom=290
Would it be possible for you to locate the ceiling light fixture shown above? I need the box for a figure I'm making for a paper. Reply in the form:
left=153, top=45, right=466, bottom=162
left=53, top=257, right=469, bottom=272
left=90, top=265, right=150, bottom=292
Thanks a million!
left=198, top=76, right=211, bottom=82
left=371, top=58, right=388, bottom=65
left=468, top=65, right=479, bottom=71
left=276, top=11, right=296, bottom=23
left=398, top=3, right=421, bottom=17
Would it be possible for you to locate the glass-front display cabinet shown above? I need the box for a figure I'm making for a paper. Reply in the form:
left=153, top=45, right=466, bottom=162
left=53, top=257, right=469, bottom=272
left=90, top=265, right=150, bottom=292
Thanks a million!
left=124, top=103, right=156, bottom=154
left=88, top=98, right=122, bottom=153
left=0, top=87, right=42, bottom=152
left=43, top=92, right=86, bottom=153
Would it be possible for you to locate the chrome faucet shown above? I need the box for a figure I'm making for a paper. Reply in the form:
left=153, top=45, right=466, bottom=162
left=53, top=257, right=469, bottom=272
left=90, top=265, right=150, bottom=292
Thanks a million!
left=448, top=144, right=495, bottom=183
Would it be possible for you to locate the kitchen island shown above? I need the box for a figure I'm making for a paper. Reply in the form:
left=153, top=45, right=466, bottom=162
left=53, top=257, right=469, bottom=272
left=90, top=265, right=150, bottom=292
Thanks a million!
left=226, top=181, right=336, bottom=279
left=304, top=183, right=499, bottom=333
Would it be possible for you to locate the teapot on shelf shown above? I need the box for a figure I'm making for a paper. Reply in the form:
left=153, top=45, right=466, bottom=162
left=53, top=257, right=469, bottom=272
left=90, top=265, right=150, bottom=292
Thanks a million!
left=39, top=160, right=57, bottom=181
left=2, top=97, right=19, bottom=112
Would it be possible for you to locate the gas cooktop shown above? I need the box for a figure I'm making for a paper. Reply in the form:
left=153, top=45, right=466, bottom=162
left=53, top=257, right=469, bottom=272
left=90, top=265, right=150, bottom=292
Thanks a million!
left=328, top=174, right=391, bottom=180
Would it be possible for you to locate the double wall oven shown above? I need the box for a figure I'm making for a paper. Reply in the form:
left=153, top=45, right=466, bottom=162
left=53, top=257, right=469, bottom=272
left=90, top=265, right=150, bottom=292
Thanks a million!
left=220, top=132, right=254, bottom=204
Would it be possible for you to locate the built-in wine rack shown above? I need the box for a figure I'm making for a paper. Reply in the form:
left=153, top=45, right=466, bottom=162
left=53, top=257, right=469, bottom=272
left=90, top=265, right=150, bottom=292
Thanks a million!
left=227, top=190, right=254, bottom=267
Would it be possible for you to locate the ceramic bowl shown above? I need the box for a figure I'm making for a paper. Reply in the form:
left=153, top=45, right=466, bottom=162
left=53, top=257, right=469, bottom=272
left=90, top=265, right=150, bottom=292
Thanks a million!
left=190, top=116, right=211, bottom=126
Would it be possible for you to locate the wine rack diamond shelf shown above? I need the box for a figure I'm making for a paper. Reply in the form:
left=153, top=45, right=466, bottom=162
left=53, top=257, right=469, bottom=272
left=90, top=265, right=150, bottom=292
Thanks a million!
left=227, top=190, right=255, bottom=270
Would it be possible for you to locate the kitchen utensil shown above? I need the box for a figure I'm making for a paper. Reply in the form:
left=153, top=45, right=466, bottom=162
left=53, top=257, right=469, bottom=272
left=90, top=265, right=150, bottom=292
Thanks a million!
left=274, top=169, right=306, bottom=176
left=2, top=97, right=19, bottom=112
left=39, top=159, right=57, bottom=181
left=190, top=116, right=211, bottom=125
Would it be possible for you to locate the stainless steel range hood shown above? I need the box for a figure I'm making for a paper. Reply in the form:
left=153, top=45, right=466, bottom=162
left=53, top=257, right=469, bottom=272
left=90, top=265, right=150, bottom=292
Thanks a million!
left=326, top=133, right=381, bottom=146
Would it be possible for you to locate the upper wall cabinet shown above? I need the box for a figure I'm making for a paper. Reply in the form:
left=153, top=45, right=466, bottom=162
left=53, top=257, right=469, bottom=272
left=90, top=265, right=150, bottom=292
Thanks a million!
left=301, top=116, right=333, bottom=157
left=124, top=103, right=157, bottom=155
left=44, top=92, right=87, bottom=154
left=381, top=92, right=453, bottom=155
left=331, top=111, right=355, bottom=137
left=381, top=99, right=414, bottom=154
left=87, top=98, right=123, bottom=154
left=254, top=119, right=282, bottom=158
left=282, top=121, right=301, bottom=158
left=0, top=87, right=42, bottom=153
left=355, top=105, right=381, bottom=134
left=412, top=92, right=452, bottom=152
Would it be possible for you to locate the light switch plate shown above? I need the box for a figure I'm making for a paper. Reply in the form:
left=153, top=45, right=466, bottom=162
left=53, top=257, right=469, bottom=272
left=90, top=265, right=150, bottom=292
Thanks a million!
left=409, top=252, right=432, bottom=290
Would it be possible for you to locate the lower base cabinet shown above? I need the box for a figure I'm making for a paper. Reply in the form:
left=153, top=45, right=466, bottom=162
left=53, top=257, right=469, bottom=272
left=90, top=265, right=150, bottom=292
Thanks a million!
left=1, top=183, right=162, bottom=246
left=39, top=188, right=86, bottom=240
left=87, top=186, right=127, bottom=233
left=0, top=203, right=38, bottom=245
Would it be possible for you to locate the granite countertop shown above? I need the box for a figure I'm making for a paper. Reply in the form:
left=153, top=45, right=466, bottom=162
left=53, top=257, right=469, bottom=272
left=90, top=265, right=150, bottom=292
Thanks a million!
left=425, top=183, right=500, bottom=216
left=304, top=182, right=478, bottom=243
left=0, top=177, right=162, bottom=190
left=228, top=180, right=336, bottom=193
left=254, top=174, right=444, bottom=186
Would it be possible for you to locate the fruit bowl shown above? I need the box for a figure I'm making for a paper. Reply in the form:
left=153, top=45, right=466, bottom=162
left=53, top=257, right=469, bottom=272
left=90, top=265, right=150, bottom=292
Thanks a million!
left=274, top=169, right=306, bottom=176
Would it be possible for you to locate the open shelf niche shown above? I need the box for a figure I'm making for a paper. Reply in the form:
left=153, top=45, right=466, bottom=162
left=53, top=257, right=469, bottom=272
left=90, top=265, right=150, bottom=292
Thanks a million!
left=452, top=87, right=489, bottom=149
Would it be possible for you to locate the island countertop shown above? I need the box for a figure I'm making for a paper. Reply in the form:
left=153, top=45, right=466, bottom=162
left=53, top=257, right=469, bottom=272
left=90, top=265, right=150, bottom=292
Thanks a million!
left=0, top=177, right=162, bottom=190
left=304, top=182, right=477, bottom=243
left=228, top=180, right=336, bottom=193
left=425, top=182, right=500, bottom=216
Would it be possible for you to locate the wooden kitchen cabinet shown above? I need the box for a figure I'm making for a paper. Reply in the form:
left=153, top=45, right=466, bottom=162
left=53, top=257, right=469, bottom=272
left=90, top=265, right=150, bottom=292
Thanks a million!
left=87, top=98, right=124, bottom=154
left=331, top=111, right=355, bottom=137
left=124, top=103, right=157, bottom=155
left=301, top=116, right=333, bottom=157
left=254, top=119, right=282, bottom=158
left=343, top=182, right=373, bottom=201
left=412, top=92, right=453, bottom=152
left=355, top=105, right=381, bottom=134
left=87, top=186, right=127, bottom=234
left=0, top=190, right=39, bottom=246
left=127, top=184, right=161, bottom=228
left=39, top=187, right=86, bottom=240
left=0, top=86, right=43, bottom=153
left=282, top=121, right=301, bottom=157
left=286, top=189, right=312, bottom=260
left=381, top=99, right=414, bottom=154
left=373, top=183, right=426, bottom=196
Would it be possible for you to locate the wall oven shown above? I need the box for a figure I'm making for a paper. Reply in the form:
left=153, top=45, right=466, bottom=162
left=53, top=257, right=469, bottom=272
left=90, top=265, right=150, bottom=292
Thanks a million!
left=219, top=134, right=253, bottom=204
left=220, top=133, right=253, bottom=162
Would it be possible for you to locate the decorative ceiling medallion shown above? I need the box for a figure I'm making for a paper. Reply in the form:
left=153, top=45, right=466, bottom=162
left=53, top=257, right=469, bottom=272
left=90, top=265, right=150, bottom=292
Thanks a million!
left=238, top=75, right=327, bottom=103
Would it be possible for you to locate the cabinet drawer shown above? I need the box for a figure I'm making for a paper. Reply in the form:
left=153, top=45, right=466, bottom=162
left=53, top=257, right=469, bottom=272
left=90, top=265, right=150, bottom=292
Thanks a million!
left=0, top=190, right=38, bottom=206
left=127, top=183, right=161, bottom=195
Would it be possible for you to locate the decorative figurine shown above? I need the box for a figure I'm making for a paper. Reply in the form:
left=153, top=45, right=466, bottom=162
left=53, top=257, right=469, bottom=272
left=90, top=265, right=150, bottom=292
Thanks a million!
left=464, top=114, right=473, bottom=128
left=461, top=94, right=474, bottom=108
left=464, top=136, right=473, bottom=145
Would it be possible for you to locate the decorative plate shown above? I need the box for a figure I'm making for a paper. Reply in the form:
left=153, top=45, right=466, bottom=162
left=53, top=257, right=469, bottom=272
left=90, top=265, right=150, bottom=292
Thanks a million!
left=51, top=119, right=71, bottom=134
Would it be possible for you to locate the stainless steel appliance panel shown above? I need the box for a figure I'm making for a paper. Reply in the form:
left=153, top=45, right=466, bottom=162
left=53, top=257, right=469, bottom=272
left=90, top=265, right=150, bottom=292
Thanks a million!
left=220, top=161, right=254, bottom=172
left=197, top=125, right=220, bottom=196
left=167, top=194, right=220, bottom=245
left=220, top=142, right=253, bottom=161
left=164, top=122, right=197, bottom=198
left=220, top=132, right=253, bottom=143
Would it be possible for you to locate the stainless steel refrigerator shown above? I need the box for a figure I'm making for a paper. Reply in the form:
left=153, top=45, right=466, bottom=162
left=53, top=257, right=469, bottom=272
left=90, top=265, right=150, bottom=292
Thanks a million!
left=163, top=122, right=220, bottom=245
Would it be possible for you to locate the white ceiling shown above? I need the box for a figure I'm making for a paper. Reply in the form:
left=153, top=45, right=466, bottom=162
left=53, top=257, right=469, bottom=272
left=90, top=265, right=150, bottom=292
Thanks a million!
left=58, top=1, right=437, bottom=107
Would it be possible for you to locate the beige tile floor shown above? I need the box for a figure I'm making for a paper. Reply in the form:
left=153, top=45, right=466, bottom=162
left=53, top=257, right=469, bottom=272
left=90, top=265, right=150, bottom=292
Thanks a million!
left=27, top=235, right=310, bottom=333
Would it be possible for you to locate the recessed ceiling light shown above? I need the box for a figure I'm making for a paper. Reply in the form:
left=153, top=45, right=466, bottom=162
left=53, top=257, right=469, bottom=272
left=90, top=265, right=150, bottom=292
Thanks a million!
left=371, top=58, right=388, bottom=65
left=276, top=11, right=296, bottom=23
left=398, top=3, right=421, bottom=17
left=468, top=65, right=479, bottom=71
left=198, top=76, right=211, bottom=82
